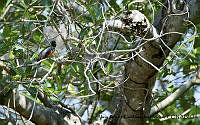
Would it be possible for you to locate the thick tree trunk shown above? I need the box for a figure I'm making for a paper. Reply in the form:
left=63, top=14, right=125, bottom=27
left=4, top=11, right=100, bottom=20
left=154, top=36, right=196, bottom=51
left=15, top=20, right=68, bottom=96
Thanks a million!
left=0, top=89, right=81, bottom=125
left=109, top=0, right=200, bottom=125
left=1, top=1, right=200, bottom=125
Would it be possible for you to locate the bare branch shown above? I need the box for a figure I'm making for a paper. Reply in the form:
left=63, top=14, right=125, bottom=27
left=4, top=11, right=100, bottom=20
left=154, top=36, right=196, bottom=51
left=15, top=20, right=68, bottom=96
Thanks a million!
left=0, top=4, right=13, bottom=21
left=150, top=73, right=200, bottom=116
left=0, top=91, right=81, bottom=125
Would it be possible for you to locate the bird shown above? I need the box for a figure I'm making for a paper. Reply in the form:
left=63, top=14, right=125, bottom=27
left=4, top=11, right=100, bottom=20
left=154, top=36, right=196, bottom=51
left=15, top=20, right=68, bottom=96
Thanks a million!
left=37, top=40, right=56, bottom=62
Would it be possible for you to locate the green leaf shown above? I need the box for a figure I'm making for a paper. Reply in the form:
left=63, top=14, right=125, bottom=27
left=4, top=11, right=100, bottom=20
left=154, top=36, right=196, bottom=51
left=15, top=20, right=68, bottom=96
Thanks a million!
left=110, top=0, right=120, bottom=11
left=31, top=53, right=39, bottom=61
left=0, top=119, right=9, bottom=125
left=41, top=0, right=52, bottom=7
left=13, top=2, right=25, bottom=10
left=194, top=37, right=200, bottom=48
left=0, top=67, right=3, bottom=78
left=2, top=26, right=11, bottom=37
left=56, top=76, right=62, bottom=90
left=194, top=47, right=200, bottom=54
left=68, top=84, right=76, bottom=94
left=177, top=61, right=191, bottom=66
left=167, top=83, right=175, bottom=93
left=186, top=34, right=198, bottom=42
left=79, top=27, right=89, bottom=40
left=33, top=32, right=42, bottom=42
left=50, top=96, right=60, bottom=102
left=106, top=63, right=113, bottom=74
left=24, top=0, right=32, bottom=5
left=9, top=50, right=15, bottom=59
left=167, top=82, right=173, bottom=88
left=42, top=61, right=53, bottom=71
left=0, top=0, right=7, bottom=9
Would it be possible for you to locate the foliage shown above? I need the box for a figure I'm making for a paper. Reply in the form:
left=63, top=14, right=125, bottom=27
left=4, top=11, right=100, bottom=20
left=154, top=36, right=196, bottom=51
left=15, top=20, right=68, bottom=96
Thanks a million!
left=0, top=0, right=199, bottom=124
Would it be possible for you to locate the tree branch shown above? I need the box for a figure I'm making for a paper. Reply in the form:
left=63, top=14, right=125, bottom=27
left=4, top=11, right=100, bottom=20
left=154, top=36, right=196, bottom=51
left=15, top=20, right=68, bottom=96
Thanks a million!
left=63, top=0, right=89, bottom=17
left=109, top=0, right=200, bottom=124
left=150, top=73, right=200, bottom=116
left=0, top=90, right=81, bottom=125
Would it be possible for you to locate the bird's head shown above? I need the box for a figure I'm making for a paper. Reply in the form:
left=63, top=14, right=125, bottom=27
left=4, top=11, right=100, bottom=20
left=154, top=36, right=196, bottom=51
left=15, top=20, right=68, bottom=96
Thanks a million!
left=51, top=40, right=56, bottom=47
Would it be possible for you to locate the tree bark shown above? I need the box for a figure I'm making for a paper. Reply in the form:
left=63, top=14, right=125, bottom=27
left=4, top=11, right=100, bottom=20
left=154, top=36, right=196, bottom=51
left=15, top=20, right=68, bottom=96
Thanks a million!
left=0, top=88, right=81, bottom=125
left=1, top=0, right=200, bottom=125
left=109, top=0, right=200, bottom=125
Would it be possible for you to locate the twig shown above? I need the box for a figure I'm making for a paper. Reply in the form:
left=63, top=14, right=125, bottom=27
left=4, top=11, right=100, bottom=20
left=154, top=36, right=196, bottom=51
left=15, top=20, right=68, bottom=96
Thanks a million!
left=39, top=62, right=55, bottom=83
left=28, top=89, right=39, bottom=121
left=0, top=4, right=13, bottom=21
left=84, top=61, right=96, bottom=94
left=137, top=51, right=161, bottom=72
left=160, top=108, right=192, bottom=121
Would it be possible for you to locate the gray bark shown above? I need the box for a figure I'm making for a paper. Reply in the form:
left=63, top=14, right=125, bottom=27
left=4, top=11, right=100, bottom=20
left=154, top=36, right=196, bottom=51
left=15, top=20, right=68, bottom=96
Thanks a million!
left=108, top=0, right=200, bottom=125
left=0, top=89, right=81, bottom=125
left=1, top=0, right=200, bottom=125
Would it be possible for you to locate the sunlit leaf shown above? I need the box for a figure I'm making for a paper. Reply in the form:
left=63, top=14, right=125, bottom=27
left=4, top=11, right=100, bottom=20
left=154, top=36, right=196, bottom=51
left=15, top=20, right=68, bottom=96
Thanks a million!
left=186, top=34, right=198, bottom=42
left=106, top=62, right=113, bottom=74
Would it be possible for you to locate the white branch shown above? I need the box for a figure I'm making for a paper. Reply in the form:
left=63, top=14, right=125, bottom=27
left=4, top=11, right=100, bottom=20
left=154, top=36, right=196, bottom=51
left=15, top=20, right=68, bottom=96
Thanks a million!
left=150, top=74, right=200, bottom=116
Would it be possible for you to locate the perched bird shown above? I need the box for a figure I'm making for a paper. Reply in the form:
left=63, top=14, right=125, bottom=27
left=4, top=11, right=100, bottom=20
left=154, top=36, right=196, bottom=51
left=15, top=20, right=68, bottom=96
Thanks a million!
left=37, top=40, right=56, bottom=61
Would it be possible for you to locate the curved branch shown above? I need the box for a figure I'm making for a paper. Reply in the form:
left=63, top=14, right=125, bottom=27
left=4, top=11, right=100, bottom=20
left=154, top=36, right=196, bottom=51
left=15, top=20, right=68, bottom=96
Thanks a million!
left=150, top=74, right=200, bottom=116
left=0, top=90, right=81, bottom=125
